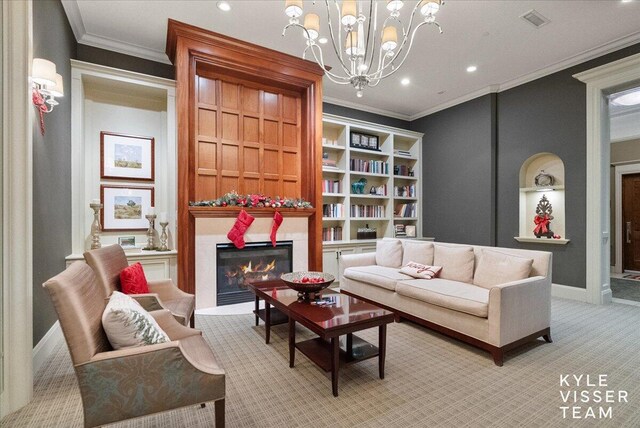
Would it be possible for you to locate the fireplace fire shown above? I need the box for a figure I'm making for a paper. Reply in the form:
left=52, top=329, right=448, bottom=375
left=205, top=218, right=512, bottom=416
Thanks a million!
left=216, top=241, right=293, bottom=306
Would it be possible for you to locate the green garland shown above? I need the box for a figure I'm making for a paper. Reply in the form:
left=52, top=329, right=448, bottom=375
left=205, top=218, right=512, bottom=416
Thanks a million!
left=189, top=191, right=313, bottom=209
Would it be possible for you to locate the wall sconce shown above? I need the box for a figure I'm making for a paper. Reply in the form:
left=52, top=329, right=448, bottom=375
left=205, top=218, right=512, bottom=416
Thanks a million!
left=31, top=58, right=64, bottom=135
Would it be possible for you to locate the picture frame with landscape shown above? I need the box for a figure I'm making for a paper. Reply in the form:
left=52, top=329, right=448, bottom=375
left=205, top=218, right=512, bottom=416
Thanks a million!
left=101, top=185, right=154, bottom=231
left=100, top=132, right=155, bottom=181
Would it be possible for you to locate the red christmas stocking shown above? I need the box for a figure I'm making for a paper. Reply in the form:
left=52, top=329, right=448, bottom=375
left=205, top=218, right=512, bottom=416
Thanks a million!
left=227, top=209, right=255, bottom=249
left=271, top=211, right=283, bottom=247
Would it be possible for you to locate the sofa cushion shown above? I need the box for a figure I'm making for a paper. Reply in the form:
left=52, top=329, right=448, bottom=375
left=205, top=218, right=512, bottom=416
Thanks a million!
left=376, top=239, right=403, bottom=268
left=473, top=249, right=533, bottom=289
left=433, top=244, right=475, bottom=283
left=343, top=265, right=412, bottom=291
left=401, top=241, right=434, bottom=266
left=120, top=262, right=149, bottom=294
left=396, top=279, right=490, bottom=318
left=399, top=262, right=442, bottom=279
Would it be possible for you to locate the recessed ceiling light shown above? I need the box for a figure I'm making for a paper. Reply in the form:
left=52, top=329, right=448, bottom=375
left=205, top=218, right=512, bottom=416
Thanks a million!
left=217, top=1, right=231, bottom=12
left=611, top=88, right=640, bottom=106
left=466, top=65, right=478, bottom=73
left=400, top=78, right=410, bottom=86
left=621, top=0, right=633, bottom=3
left=318, top=37, right=328, bottom=44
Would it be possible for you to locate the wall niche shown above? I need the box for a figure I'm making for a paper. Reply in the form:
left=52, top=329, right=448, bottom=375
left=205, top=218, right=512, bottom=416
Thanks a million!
left=515, top=153, right=570, bottom=245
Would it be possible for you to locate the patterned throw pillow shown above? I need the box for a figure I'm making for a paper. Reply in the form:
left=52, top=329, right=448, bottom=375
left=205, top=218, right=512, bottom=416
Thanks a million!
left=102, top=291, right=170, bottom=350
left=399, top=261, right=442, bottom=280
left=120, top=262, right=150, bottom=294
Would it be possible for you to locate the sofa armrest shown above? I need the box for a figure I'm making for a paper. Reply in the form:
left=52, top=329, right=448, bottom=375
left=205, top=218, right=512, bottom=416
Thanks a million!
left=149, top=309, right=201, bottom=341
left=128, top=293, right=165, bottom=312
left=339, top=252, right=377, bottom=282
left=488, top=276, right=551, bottom=347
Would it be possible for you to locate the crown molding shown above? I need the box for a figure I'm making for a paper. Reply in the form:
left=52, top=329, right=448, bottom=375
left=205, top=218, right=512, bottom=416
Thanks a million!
left=409, top=85, right=500, bottom=121
left=60, top=0, right=85, bottom=42
left=322, top=96, right=411, bottom=121
left=79, top=32, right=171, bottom=64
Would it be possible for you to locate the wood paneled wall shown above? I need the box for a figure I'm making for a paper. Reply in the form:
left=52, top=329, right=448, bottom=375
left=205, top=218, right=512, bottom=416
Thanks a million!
left=195, top=76, right=302, bottom=200
left=166, top=20, right=324, bottom=295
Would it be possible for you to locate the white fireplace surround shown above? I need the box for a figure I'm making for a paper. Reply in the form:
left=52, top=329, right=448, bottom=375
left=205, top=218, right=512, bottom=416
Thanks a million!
left=195, top=217, right=309, bottom=309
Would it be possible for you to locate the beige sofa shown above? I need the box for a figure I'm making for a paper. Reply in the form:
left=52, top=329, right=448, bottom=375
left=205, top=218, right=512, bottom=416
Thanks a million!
left=340, top=240, right=552, bottom=365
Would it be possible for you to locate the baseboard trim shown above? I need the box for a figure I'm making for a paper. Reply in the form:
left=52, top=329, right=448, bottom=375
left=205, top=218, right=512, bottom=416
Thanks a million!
left=552, top=283, right=587, bottom=302
left=33, top=321, right=63, bottom=375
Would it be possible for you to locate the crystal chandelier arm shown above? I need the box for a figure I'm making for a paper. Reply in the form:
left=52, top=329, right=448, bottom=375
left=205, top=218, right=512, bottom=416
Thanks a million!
left=323, top=0, right=352, bottom=76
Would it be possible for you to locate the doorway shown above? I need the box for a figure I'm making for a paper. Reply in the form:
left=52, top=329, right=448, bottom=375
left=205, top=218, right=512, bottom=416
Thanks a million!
left=609, top=85, right=640, bottom=304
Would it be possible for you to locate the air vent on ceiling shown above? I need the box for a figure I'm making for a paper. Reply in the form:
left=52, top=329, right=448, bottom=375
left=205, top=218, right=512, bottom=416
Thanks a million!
left=520, top=9, right=550, bottom=28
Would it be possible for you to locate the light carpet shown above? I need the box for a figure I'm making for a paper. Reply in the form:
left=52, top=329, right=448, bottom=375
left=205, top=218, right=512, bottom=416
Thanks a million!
left=2, top=298, right=640, bottom=427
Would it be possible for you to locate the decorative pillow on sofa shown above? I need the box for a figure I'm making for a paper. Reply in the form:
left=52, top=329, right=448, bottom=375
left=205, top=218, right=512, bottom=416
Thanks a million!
left=433, top=244, right=475, bottom=283
left=401, top=241, right=434, bottom=266
left=376, top=239, right=403, bottom=268
left=120, top=262, right=149, bottom=294
left=102, top=291, right=170, bottom=350
left=473, top=249, right=533, bottom=289
left=400, top=261, right=442, bottom=279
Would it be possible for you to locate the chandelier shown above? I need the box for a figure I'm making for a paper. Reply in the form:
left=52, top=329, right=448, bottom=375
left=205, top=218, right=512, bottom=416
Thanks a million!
left=283, top=1, right=444, bottom=97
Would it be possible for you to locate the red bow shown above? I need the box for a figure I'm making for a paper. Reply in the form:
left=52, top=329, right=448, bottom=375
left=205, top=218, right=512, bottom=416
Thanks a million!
left=32, top=89, right=48, bottom=135
left=534, top=214, right=550, bottom=235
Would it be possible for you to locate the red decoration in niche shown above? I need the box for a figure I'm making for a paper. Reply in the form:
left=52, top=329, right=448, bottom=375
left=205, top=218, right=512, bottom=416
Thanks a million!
left=120, top=262, right=149, bottom=294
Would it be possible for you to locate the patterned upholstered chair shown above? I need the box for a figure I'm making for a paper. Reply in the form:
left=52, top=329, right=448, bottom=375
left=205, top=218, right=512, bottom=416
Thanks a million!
left=43, top=262, right=225, bottom=428
left=84, top=244, right=195, bottom=327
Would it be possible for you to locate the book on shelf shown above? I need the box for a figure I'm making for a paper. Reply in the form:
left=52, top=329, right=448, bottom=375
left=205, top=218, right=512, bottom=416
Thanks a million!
left=349, top=159, right=388, bottom=175
left=394, top=224, right=406, bottom=237
left=393, top=164, right=414, bottom=177
left=394, top=184, right=416, bottom=197
left=350, top=204, right=385, bottom=218
left=322, top=203, right=344, bottom=218
left=394, top=149, right=412, bottom=157
left=395, top=203, right=417, bottom=218
left=322, top=158, right=338, bottom=168
left=322, top=179, right=341, bottom=194
left=322, top=226, right=343, bottom=242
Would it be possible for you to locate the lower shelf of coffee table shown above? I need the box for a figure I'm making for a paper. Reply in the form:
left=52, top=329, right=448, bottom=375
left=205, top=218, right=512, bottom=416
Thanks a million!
left=295, top=335, right=378, bottom=372
left=254, top=308, right=288, bottom=325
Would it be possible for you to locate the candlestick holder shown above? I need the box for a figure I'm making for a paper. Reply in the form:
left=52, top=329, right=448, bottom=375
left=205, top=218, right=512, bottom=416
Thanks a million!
left=143, top=214, right=157, bottom=250
left=90, top=202, right=103, bottom=250
left=158, top=221, right=170, bottom=251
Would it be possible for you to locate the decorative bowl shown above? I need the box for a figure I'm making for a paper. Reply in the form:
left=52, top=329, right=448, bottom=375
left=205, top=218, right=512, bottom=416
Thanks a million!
left=281, top=271, right=335, bottom=300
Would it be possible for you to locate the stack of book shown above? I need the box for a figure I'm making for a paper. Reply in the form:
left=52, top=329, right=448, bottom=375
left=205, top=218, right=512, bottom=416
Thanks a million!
left=322, top=158, right=338, bottom=169
left=394, top=165, right=413, bottom=177
left=322, top=203, right=344, bottom=218
left=322, top=179, right=341, bottom=194
left=394, top=224, right=406, bottom=237
left=351, top=204, right=385, bottom=218
left=350, top=159, right=388, bottom=174
left=394, top=149, right=412, bottom=157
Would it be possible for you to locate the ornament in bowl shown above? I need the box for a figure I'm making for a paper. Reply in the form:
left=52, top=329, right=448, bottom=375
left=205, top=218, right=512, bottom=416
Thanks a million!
left=280, top=271, right=335, bottom=300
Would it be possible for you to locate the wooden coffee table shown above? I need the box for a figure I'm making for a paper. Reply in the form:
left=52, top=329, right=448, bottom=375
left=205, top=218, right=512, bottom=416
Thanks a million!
left=247, top=279, right=394, bottom=397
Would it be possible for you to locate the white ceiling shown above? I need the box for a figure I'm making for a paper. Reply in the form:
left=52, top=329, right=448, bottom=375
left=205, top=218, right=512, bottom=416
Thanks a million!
left=62, top=0, right=640, bottom=120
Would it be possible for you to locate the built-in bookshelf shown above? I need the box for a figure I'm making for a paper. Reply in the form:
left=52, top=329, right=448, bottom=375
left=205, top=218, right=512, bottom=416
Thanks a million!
left=321, top=114, right=423, bottom=243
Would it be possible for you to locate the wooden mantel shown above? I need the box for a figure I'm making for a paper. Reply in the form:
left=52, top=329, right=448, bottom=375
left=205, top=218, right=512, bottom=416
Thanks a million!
left=166, top=20, right=324, bottom=295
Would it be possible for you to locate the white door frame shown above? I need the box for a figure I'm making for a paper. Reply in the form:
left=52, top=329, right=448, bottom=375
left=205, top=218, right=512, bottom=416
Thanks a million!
left=574, top=52, right=640, bottom=305
left=1, top=0, right=34, bottom=418
left=614, top=163, right=640, bottom=274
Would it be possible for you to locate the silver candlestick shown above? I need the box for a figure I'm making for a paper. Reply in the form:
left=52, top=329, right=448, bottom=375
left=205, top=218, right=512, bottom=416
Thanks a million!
left=158, top=221, right=170, bottom=251
left=143, top=214, right=157, bottom=250
left=90, top=202, right=103, bottom=249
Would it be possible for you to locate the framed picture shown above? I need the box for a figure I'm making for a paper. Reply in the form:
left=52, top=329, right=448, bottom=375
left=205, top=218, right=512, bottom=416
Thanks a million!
left=350, top=132, right=361, bottom=147
left=101, top=132, right=155, bottom=181
left=361, top=135, right=370, bottom=148
left=101, top=185, right=154, bottom=231
left=405, top=225, right=417, bottom=237
left=368, top=135, right=378, bottom=150
left=118, top=236, right=136, bottom=249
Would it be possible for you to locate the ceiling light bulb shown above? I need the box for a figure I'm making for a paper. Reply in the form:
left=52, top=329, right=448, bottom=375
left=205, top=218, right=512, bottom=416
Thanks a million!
left=217, top=1, right=231, bottom=12
left=318, top=37, right=328, bottom=44
left=356, top=90, right=363, bottom=98
left=621, top=0, right=633, bottom=3
left=401, top=78, right=410, bottom=86
left=386, top=0, right=404, bottom=12
left=341, top=0, right=357, bottom=26
left=420, top=0, right=441, bottom=16
left=285, top=0, right=303, bottom=18
left=466, top=65, right=478, bottom=73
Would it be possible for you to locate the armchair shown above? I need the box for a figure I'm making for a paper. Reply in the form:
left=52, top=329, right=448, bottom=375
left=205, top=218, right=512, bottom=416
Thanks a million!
left=43, top=262, right=225, bottom=428
left=84, top=244, right=195, bottom=327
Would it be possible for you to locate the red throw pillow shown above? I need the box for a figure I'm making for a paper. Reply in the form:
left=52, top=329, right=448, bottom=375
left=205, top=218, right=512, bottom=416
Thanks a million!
left=119, top=262, right=149, bottom=294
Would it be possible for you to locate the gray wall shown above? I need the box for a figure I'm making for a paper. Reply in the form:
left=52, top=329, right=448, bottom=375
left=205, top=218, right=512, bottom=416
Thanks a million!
left=411, top=43, right=640, bottom=288
left=324, top=103, right=410, bottom=129
left=77, top=44, right=175, bottom=80
left=411, top=94, right=496, bottom=246
left=32, top=0, right=76, bottom=344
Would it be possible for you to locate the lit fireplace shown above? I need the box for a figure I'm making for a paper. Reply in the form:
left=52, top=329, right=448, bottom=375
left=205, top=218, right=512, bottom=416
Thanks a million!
left=216, top=241, right=293, bottom=305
